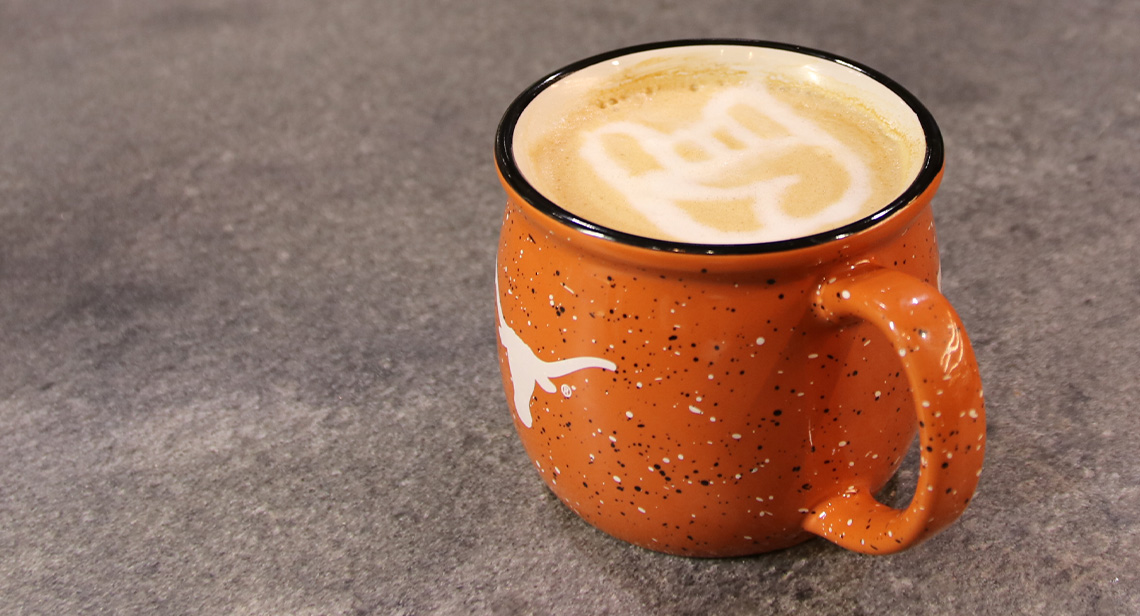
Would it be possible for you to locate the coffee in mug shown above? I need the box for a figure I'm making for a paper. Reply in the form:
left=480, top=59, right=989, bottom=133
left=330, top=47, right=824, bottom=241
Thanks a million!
left=494, top=40, right=985, bottom=556
left=513, top=44, right=926, bottom=244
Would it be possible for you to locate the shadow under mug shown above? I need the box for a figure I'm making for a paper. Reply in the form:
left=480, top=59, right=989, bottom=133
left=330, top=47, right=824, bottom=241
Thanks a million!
left=493, top=40, right=985, bottom=556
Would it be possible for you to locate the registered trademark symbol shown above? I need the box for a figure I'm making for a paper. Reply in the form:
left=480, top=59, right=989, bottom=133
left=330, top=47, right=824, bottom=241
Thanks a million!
left=561, top=384, right=573, bottom=398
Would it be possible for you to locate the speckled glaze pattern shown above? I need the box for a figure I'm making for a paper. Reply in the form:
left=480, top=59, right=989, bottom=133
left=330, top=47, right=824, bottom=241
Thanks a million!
left=494, top=167, right=985, bottom=556
left=494, top=41, right=985, bottom=557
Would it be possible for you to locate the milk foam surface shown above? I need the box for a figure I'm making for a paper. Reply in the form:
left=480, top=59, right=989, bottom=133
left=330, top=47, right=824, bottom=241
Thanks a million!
left=517, top=51, right=926, bottom=245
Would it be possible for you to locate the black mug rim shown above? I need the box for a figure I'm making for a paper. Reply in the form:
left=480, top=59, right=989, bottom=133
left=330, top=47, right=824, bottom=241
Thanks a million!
left=495, top=39, right=944, bottom=256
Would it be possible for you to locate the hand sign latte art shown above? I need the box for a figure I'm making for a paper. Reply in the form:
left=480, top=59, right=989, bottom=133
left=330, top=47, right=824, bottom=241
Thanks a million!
left=579, top=84, right=873, bottom=244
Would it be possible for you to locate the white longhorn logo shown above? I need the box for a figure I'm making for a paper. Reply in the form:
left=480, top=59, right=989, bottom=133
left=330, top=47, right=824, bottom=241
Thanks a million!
left=496, top=276, right=617, bottom=428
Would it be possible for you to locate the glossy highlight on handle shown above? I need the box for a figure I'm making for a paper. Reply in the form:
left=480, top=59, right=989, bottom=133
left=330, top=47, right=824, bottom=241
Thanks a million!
left=804, top=267, right=986, bottom=553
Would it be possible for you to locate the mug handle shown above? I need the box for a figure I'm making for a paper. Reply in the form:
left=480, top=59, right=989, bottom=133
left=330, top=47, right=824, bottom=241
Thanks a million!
left=802, top=266, right=986, bottom=554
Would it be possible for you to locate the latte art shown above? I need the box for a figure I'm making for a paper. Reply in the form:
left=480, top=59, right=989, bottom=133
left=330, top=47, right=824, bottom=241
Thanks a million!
left=580, top=83, right=875, bottom=244
left=515, top=48, right=926, bottom=244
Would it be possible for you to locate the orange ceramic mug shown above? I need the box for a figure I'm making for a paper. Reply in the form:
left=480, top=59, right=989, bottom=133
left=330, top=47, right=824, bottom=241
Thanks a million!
left=494, top=40, right=985, bottom=556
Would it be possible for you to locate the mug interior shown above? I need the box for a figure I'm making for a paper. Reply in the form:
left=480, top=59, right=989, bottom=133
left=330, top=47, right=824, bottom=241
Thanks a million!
left=496, top=40, right=943, bottom=255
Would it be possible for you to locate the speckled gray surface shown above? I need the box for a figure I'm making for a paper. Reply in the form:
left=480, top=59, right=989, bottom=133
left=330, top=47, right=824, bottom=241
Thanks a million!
left=1, top=1, right=1137, bottom=614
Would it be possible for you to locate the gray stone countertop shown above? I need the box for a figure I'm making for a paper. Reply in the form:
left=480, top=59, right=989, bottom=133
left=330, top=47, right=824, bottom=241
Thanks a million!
left=1, top=1, right=1137, bottom=614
